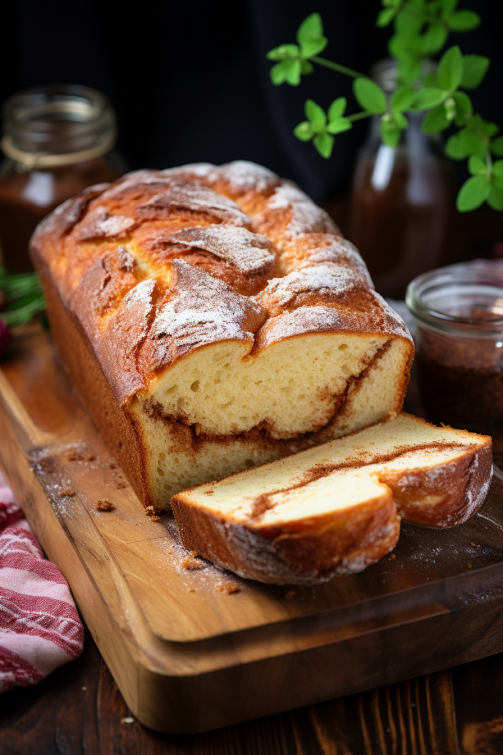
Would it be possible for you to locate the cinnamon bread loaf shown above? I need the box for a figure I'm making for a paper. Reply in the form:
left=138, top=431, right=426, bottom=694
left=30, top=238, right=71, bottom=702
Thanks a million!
left=30, top=161, right=414, bottom=509
left=172, top=414, right=492, bottom=584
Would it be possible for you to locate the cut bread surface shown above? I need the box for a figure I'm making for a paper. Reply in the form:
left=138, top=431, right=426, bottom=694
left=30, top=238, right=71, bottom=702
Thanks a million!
left=171, top=415, right=492, bottom=585
left=30, top=161, right=414, bottom=508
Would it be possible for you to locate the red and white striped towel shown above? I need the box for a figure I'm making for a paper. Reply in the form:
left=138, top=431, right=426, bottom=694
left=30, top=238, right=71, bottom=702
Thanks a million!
left=0, top=473, right=84, bottom=693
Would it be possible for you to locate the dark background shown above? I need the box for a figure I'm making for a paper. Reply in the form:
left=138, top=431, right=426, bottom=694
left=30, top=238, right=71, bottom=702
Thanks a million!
left=1, top=0, right=502, bottom=203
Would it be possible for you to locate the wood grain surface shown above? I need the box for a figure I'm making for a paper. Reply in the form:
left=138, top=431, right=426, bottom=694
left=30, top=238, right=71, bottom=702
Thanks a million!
left=1, top=627, right=469, bottom=755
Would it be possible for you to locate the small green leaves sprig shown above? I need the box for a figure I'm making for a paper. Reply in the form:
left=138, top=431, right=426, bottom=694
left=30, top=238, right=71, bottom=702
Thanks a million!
left=266, top=3, right=501, bottom=212
left=0, top=267, right=45, bottom=328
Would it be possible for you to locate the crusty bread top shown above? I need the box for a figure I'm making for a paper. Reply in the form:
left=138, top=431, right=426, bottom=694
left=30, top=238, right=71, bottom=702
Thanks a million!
left=30, top=161, right=412, bottom=407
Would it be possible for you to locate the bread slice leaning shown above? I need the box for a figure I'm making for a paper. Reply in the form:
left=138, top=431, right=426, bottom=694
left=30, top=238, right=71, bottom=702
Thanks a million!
left=171, top=414, right=492, bottom=585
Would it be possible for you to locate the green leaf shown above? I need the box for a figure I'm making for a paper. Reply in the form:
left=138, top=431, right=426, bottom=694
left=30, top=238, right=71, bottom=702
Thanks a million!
left=305, top=99, right=326, bottom=130
left=297, top=13, right=327, bottom=58
left=487, top=183, right=503, bottom=211
left=267, top=44, right=300, bottom=61
left=293, top=121, right=314, bottom=142
left=438, top=46, right=463, bottom=92
left=328, top=97, right=347, bottom=121
left=445, top=129, right=485, bottom=159
left=270, top=59, right=301, bottom=86
left=391, top=85, right=416, bottom=112
left=456, top=175, right=491, bottom=212
left=467, top=115, right=499, bottom=139
left=393, top=111, right=409, bottom=129
left=326, top=117, right=352, bottom=134
left=398, top=58, right=421, bottom=85
left=396, top=9, right=424, bottom=39
left=353, top=78, right=387, bottom=114
left=468, top=155, right=487, bottom=176
left=452, top=91, right=472, bottom=125
left=297, top=12, right=323, bottom=42
left=490, top=137, right=503, bottom=157
left=376, top=7, right=396, bottom=27
left=300, top=60, right=314, bottom=75
left=388, top=34, right=409, bottom=59
left=449, top=10, right=481, bottom=31
left=300, top=36, right=328, bottom=58
left=313, top=133, right=334, bottom=159
left=421, top=104, right=450, bottom=133
left=380, top=118, right=401, bottom=147
left=460, top=55, right=490, bottom=89
left=422, top=71, right=438, bottom=87
left=413, top=87, right=446, bottom=110
left=420, top=25, right=448, bottom=55
left=440, top=0, right=458, bottom=14
left=493, top=161, right=503, bottom=189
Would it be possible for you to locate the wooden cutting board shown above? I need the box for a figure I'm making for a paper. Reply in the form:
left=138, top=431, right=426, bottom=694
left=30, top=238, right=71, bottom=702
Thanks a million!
left=2, top=327, right=503, bottom=735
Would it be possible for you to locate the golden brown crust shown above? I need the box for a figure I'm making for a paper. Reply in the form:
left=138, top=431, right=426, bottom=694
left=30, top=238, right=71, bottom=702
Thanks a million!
left=381, top=437, right=493, bottom=527
left=172, top=488, right=401, bottom=585
left=30, top=162, right=413, bottom=407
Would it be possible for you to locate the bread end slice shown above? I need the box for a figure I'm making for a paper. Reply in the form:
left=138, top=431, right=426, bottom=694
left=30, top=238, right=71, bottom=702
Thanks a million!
left=171, top=414, right=492, bottom=585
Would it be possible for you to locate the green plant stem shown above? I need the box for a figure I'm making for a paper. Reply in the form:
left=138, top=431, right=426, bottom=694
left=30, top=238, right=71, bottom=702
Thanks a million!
left=311, top=56, right=365, bottom=78
left=347, top=111, right=373, bottom=122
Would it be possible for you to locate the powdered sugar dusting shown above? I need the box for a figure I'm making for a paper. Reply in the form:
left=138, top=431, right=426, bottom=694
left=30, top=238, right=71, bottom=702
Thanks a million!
left=167, top=225, right=275, bottom=274
left=137, top=179, right=250, bottom=226
left=117, top=245, right=135, bottom=271
left=153, top=260, right=260, bottom=352
left=218, top=161, right=279, bottom=192
left=122, top=278, right=156, bottom=307
left=293, top=237, right=373, bottom=286
left=266, top=184, right=334, bottom=238
left=258, top=265, right=362, bottom=307
left=74, top=207, right=136, bottom=241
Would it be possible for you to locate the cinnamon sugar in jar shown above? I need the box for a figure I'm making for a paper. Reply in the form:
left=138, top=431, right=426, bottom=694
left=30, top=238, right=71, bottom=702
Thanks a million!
left=406, top=262, right=503, bottom=429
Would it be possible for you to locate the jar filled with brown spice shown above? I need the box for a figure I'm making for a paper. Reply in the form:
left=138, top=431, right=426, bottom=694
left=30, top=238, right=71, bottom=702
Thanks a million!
left=406, top=261, right=503, bottom=429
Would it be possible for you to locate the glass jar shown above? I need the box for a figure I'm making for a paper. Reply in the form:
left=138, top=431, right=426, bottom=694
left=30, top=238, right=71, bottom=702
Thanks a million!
left=0, top=84, right=126, bottom=272
left=348, top=60, right=455, bottom=299
left=406, top=261, right=503, bottom=429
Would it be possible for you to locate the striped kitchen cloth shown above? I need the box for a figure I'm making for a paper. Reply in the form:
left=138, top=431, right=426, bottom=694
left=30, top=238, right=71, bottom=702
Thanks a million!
left=0, top=473, right=84, bottom=692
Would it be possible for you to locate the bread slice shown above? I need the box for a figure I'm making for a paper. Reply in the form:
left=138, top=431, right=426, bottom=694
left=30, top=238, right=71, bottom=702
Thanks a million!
left=171, top=414, right=492, bottom=585
left=30, top=161, right=413, bottom=507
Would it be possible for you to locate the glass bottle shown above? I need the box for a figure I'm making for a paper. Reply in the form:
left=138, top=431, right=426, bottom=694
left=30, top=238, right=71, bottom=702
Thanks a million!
left=348, top=60, right=455, bottom=299
left=0, top=84, right=126, bottom=272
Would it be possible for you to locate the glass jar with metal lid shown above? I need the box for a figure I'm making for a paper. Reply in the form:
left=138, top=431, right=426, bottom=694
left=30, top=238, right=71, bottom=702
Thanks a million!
left=0, top=84, right=126, bottom=271
left=406, top=261, right=503, bottom=429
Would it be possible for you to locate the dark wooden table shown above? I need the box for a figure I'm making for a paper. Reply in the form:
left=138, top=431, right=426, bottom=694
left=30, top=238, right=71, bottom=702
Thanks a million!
left=3, top=628, right=503, bottom=754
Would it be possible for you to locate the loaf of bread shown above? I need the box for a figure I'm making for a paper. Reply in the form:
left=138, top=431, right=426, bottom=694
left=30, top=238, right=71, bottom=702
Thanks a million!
left=30, top=161, right=414, bottom=509
left=172, top=414, right=492, bottom=584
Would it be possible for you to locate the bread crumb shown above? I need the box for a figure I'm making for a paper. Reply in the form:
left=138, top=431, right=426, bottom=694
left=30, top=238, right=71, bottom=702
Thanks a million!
left=65, top=450, right=95, bottom=462
left=181, top=555, right=204, bottom=570
left=97, top=498, right=115, bottom=512
left=82, top=687, right=87, bottom=691
left=121, top=717, right=134, bottom=724
left=467, top=562, right=473, bottom=569
left=470, top=542, right=477, bottom=547
left=216, top=581, right=241, bottom=594
left=58, top=488, right=75, bottom=497
left=285, top=590, right=296, bottom=600
left=390, top=553, right=396, bottom=559
left=150, top=515, right=160, bottom=522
